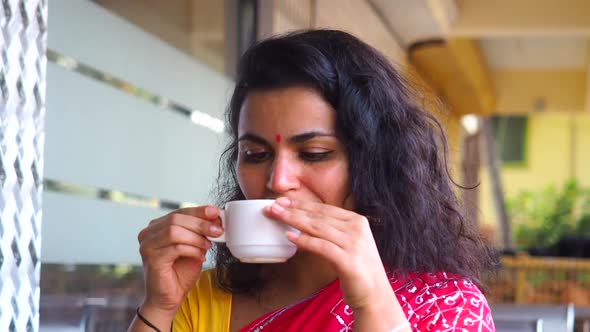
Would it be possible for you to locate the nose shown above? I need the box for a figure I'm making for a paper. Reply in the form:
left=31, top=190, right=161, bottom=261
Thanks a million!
left=266, top=152, right=300, bottom=195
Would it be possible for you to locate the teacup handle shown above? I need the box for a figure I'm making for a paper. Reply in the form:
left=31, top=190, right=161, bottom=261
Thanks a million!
left=206, top=209, right=226, bottom=243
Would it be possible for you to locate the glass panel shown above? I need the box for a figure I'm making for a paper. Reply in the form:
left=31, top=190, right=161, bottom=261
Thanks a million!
left=42, top=1, right=235, bottom=330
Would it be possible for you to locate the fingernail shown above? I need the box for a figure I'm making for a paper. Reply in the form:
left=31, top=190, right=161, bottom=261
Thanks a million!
left=276, top=197, right=291, bottom=207
left=210, top=225, right=222, bottom=233
left=205, top=206, right=216, bottom=217
left=272, top=203, right=285, bottom=213
left=286, top=231, right=300, bottom=241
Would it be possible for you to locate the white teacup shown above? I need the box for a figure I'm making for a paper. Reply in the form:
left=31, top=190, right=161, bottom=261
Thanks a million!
left=208, top=199, right=298, bottom=263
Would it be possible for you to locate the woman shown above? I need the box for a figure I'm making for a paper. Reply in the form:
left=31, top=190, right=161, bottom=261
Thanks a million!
left=129, top=30, right=496, bottom=332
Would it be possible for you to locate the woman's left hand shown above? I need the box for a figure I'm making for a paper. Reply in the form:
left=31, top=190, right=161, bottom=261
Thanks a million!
left=264, top=196, right=395, bottom=312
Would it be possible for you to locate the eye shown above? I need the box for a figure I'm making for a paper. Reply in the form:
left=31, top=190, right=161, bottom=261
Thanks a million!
left=243, top=150, right=272, bottom=163
left=299, top=151, right=333, bottom=162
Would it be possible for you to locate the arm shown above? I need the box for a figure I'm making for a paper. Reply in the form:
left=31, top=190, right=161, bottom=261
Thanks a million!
left=128, top=306, right=176, bottom=332
left=353, top=284, right=411, bottom=332
left=127, top=205, right=224, bottom=332
left=266, top=197, right=411, bottom=332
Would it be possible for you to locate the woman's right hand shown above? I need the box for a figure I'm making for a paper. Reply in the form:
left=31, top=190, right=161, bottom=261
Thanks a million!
left=136, top=205, right=223, bottom=319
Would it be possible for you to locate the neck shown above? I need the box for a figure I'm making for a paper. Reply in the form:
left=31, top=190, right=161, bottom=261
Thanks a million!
left=267, top=251, right=337, bottom=296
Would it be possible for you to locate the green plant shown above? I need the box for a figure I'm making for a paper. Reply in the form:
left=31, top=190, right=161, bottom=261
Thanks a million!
left=508, top=179, right=590, bottom=251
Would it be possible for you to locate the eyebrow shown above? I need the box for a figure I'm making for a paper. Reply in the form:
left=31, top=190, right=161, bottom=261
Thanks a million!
left=238, top=131, right=336, bottom=145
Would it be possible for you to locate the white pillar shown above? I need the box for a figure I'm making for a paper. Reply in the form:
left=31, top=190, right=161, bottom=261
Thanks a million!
left=0, top=0, right=47, bottom=331
left=585, top=50, right=590, bottom=113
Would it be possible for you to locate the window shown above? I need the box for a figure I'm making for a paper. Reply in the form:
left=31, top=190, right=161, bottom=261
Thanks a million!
left=491, top=115, right=528, bottom=165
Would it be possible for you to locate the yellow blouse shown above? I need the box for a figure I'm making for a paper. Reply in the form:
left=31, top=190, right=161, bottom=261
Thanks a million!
left=173, top=269, right=232, bottom=332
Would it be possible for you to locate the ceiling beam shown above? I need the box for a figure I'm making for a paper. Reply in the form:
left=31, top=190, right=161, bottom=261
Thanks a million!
left=586, top=45, right=590, bottom=112
left=452, top=0, right=590, bottom=37
left=409, top=38, right=495, bottom=116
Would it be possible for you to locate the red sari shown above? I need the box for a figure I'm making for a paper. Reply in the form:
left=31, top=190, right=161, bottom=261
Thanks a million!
left=240, top=272, right=495, bottom=332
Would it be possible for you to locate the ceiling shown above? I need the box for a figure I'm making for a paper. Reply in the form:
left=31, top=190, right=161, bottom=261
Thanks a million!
left=95, top=0, right=589, bottom=115
left=479, top=37, right=588, bottom=70
left=370, top=0, right=590, bottom=114
left=95, top=0, right=226, bottom=73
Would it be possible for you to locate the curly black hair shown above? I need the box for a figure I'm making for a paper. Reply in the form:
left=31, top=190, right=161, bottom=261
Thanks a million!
left=213, top=29, right=495, bottom=294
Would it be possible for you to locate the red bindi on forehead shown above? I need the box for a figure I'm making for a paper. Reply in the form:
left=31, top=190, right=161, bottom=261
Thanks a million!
left=275, top=134, right=282, bottom=143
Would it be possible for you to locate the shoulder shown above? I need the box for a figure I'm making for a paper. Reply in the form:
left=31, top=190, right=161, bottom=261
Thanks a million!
left=390, top=272, right=495, bottom=331
left=177, top=269, right=219, bottom=316
left=390, top=271, right=484, bottom=301
left=188, top=268, right=229, bottom=301
left=174, top=269, right=232, bottom=332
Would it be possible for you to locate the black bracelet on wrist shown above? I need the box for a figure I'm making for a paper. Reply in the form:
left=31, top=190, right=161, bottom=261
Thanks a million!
left=136, top=307, right=163, bottom=332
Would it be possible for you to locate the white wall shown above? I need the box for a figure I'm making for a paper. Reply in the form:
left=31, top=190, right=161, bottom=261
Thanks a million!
left=42, top=0, right=234, bottom=264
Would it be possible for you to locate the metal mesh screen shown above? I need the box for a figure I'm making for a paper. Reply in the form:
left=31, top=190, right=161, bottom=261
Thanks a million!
left=0, top=0, right=47, bottom=330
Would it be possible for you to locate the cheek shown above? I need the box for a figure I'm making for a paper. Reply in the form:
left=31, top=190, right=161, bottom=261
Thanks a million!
left=236, top=166, right=266, bottom=198
left=304, top=164, right=351, bottom=205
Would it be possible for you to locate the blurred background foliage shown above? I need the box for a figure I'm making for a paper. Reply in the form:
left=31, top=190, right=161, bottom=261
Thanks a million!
left=508, top=179, right=590, bottom=251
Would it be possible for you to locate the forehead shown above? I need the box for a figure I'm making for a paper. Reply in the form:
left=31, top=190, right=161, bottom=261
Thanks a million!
left=238, top=87, right=336, bottom=135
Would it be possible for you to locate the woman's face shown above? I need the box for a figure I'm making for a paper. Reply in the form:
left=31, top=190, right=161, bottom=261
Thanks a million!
left=236, top=86, right=353, bottom=209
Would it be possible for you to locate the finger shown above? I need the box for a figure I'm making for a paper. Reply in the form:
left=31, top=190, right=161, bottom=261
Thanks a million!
left=140, top=211, right=223, bottom=243
left=267, top=203, right=346, bottom=246
left=145, top=205, right=221, bottom=230
left=146, top=224, right=213, bottom=251
left=277, top=197, right=356, bottom=222
left=279, top=197, right=372, bottom=235
left=166, top=212, right=223, bottom=237
left=142, top=243, right=208, bottom=265
left=287, top=231, right=344, bottom=263
left=172, top=205, right=220, bottom=219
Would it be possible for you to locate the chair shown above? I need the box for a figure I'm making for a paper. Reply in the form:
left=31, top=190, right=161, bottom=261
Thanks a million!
left=494, top=318, right=543, bottom=332
left=39, top=294, right=84, bottom=332
left=575, top=307, right=590, bottom=332
left=39, top=294, right=140, bottom=332
left=492, top=303, right=575, bottom=332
